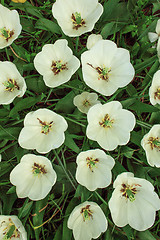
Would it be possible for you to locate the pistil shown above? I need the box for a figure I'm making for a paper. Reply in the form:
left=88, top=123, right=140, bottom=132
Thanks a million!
left=99, top=114, right=114, bottom=128
left=80, top=205, right=93, bottom=221
left=86, top=157, right=99, bottom=172
left=71, top=12, right=85, bottom=30
left=37, top=118, right=53, bottom=135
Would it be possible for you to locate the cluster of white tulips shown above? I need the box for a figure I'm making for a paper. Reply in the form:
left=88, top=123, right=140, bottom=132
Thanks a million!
left=0, top=1, right=160, bottom=240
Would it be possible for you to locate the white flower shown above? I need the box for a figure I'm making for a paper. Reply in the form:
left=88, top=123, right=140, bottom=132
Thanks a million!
left=149, top=70, right=160, bottom=105
left=34, top=39, right=80, bottom=88
left=108, top=172, right=160, bottom=231
left=0, top=61, right=26, bottom=105
left=18, top=108, right=68, bottom=154
left=0, top=215, right=27, bottom=239
left=0, top=4, right=22, bottom=49
left=67, top=201, right=108, bottom=240
left=86, top=34, right=102, bottom=50
left=81, top=40, right=135, bottom=96
left=10, top=154, right=57, bottom=201
left=52, top=0, right=103, bottom=37
left=75, top=149, right=115, bottom=191
left=86, top=101, right=135, bottom=151
left=73, top=92, right=100, bottom=114
left=148, top=19, right=160, bottom=43
left=141, top=124, right=160, bottom=167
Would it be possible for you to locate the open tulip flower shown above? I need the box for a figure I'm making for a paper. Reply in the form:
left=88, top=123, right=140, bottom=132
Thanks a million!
left=81, top=40, right=135, bottom=96
left=149, top=70, right=160, bottom=105
left=141, top=124, right=160, bottom=167
left=0, top=61, right=26, bottom=105
left=67, top=201, right=108, bottom=240
left=73, top=91, right=100, bottom=114
left=34, top=39, right=80, bottom=88
left=0, top=215, right=27, bottom=239
left=52, top=0, right=103, bottom=37
left=10, top=154, right=57, bottom=201
left=108, top=172, right=160, bottom=231
left=0, top=4, right=22, bottom=49
left=75, top=149, right=115, bottom=191
left=86, top=101, right=136, bottom=151
left=18, top=108, right=68, bottom=154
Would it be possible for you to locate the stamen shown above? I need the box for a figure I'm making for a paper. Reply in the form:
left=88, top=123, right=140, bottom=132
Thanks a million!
left=120, top=183, right=141, bottom=202
left=1, top=218, right=21, bottom=239
left=0, top=27, right=14, bottom=41
left=99, top=114, right=114, bottom=128
left=3, top=79, right=19, bottom=92
left=148, top=137, right=160, bottom=150
left=37, top=118, right=53, bottom=135
left=51, top=60, right=67, bottom=75
left=71, top=12, right=86, bottom=30
left=154, top=87, right=160, bottom=100
left=32, top=162, right=47, bottom=176
left=86, top=157, right=99, bottom=172
left=83, top=99, right=91, bottom=107
left=80, top=205, right=93, bottom=221
left=87, top=63, right=111, bottom=81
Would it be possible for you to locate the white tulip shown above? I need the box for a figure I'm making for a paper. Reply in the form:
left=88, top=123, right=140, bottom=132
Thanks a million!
left=81, top=40, right=135, bottom=96
left=0, top=215, right=27, bottom=239
left=149, top=70, right=160, bottom=105
left=73, top=92, right=100, bottom=114
left=10, top=154, right=57, bottom=201
left=0, top=61, right=26, bottom=105
left=52, top=0, right=103, bottom=37
left=18, top=108, right=68, bottom=154
left=75, top=149, right=115, bottom=191
left=141, top=124, right=160, bottom=167
left=86, top=34, right=102, bottom=49
left=108, top=172, right=160, bottom=231
left=34, top=39, right=80, bottom=88
left=86, top=101, right=135, bottom=151
left=67, top=201, right=108, bottom=240
left=0, top=4, right=22, bottom=49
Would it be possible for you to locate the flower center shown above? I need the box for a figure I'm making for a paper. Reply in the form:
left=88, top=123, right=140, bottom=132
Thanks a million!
left=32, top=162, right=47, bottom=176
left=80, top=205, right=93, bottom=222
left=120, top=183, right=141, bottom=202
left=99, top=114, right=114, bottom=128
left=71, top=12, right=85, bottom=30
left=0, top=27, right=14, bottom=41
left=83, top=99, right=90, bottom=107
left=148, top=137, right=160, bottom=150
left=37, top=118, right=53, bottom=135
left=87, top=63, right=111, bottom=81
left=1, top=218, right=21, bottom=239
left=3, top=79, right=19, bottom=92
left=51, top=60, right=67, bottom=75
left=86, top=157, right=99, bottom=172
left=154, top=87, right=160, bottom=100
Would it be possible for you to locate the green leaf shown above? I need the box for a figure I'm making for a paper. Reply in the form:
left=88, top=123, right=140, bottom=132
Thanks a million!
left=35, top=18, right=61, bottom=34
left=64, top=133, right=80, bottom=153
left=101, top=22, right=123, bottom=38
left=53, top=224, right=62, bottom=240
left=128, top=101, right=158, bottom=113
left=135, top=55, right=157, bottom=74
left=9, top=96, right=42, bottom=118
left=136, top=230, right=157, bottom=240
left=26, top=76, right=47, bottom=93
left=55, top=91, right=75, bottom=113
left=100, top=0, right=120, bottom=22
left=0, top=126, right=21, bottom=140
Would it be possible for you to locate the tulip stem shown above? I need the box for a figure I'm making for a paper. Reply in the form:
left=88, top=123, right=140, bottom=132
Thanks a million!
left=94, top=191, right=108, bottom=206
left=76, top=36, right=79, bottom=52
left=53, top=150, right=77, bottom=190
left=136, top=120, right=152, bottom=129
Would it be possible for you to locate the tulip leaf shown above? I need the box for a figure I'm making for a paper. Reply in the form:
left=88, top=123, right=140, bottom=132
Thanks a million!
left=64, top=133, right=80, bottom=153
left=101, top=22, right=123, bottom=38
left=136, top=230, right=157, bottom=240
left=9, top=96, right=43, bottom=118
left=55, top=91, right=75, bottom=113
left=0, top=126, right=21, bottom=140
left=53, top=224, right=62, bottom=240
left=35, top=18, right=61, bottom=34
